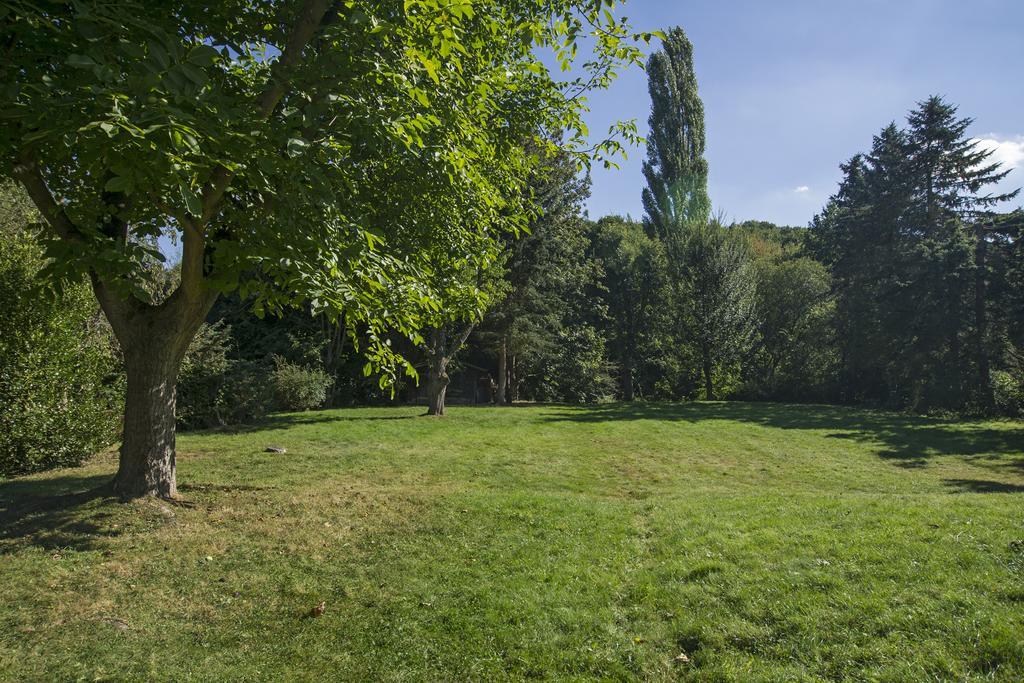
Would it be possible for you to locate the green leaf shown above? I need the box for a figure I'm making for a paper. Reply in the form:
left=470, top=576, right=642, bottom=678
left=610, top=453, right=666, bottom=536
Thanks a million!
left=104, top=176, right=132, bottom=193
left=187, top=44, right=219, bottom=66
left=178, top=63, right=208, bottom=87
left=286, top=138, right=309, bottom=158
left=66, top=54, right=96, bottom=69
left=180, top=184, right=202, bottom=217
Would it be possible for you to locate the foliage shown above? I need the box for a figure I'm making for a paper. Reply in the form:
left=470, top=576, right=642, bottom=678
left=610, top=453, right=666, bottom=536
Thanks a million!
left=992, top=369, right=1024, bottom=417
left=527, top=324, right=616, bottom=403
left=587, top=215, right=671, bottom=399
left=0, top=183, right=122, bottom=476
left=479, top=143, right=598, bottom=402
left=272, top=357, right=333, bottom=412
left=641, top=26, right=710, bottom=247
left=0, top=0, right=653, bottom=386
left=742, top=227, right=837, bottom=401
left=677, top=221, right=758, bottom=399
left=176, top=321, right=237, bottom=429
left=811, top=96, right=1020, bottom=411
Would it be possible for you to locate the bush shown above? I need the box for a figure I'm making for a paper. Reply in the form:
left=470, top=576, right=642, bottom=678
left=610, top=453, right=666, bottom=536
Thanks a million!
left=992, top=370, right=1024, bottom=417
left=272, top=357, right=333, bottom=411
left=177, top=324, right=284, bottom=429
left=0, top=185, right=123, bottom=476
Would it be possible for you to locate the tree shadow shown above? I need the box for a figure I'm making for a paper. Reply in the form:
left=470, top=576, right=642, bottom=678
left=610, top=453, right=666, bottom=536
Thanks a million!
left=943, top=479, right=1024, bottom=494
left=186, top=410, right=418, bottom=435
left=0, top=473, right=118, bottom=554
left=541, top=402, right=1024, bottom=480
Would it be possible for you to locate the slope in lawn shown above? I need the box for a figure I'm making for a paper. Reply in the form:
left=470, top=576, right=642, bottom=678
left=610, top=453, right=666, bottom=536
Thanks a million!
left=1, top=402, right=1023, bottom=681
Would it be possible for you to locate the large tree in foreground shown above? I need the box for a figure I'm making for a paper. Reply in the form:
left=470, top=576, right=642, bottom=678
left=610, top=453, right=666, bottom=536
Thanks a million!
left=1, top=0, right=650, bottom=498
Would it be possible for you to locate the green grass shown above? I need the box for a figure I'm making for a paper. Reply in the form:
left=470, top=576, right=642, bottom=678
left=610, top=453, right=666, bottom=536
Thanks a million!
left=2, top=402, right=1024, bottom=681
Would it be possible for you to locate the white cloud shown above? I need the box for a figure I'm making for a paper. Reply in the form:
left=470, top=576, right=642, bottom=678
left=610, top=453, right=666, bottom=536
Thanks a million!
left=972, top=135, right=1024, bottom=171
left=793, top=185, right=810, bottom=194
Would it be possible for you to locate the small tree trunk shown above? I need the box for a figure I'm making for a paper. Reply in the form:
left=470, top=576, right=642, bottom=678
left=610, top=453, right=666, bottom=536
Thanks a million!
left=509, top=354, right=518, bottom=403
left=702, top=346, right=715, bottom=401
left=425, top=357, right=449, bottom=416
left=114, top=344, right=181, bottom=498
left=424, top=328, right=449, bottom=416
left=620, top=354, right=634, bottom=401
left=974, top=227, right=994, bottom=410
left=496, top=337, right=508, bottom=405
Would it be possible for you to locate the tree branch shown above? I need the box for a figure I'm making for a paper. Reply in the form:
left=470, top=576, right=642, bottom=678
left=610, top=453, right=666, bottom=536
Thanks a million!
left=447, top=320, right=477, bottom=360
left=199, top=0, right=334, bottom=224
left=11, top=152, right=80, bottom=242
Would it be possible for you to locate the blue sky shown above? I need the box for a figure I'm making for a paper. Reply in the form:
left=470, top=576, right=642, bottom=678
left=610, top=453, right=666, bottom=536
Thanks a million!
left=583, top=0, right=1024, bottom=226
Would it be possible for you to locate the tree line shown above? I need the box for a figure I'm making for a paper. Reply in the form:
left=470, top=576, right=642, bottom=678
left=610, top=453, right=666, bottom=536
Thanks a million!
left=2, top=11, right=1021, bottom=487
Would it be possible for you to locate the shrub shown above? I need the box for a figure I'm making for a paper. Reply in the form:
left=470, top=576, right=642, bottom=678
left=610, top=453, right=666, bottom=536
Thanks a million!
left=992, top=370, right=1024, bottom=417
left=176, top=321, right=234, bottom=429
left=0, top=184, right=123, bottom=476
left=272, top=357, right=333, bottom=411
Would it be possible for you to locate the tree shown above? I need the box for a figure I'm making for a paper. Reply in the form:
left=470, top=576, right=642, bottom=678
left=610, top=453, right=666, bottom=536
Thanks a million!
left=588, top=215, right=669, bottom=400
left=480, top=144, right=595, bottom=404
left=0, top=183, right=122, bottom=476
left=639, top=25, right=757, bottom=401
left=678, top=221, right=757, bottom=400
left=2, top=1, right=650, bottom=498
left=419, top=246, right=505, bottom=416
left=811, top=96, right=1018, bottom=410
left=743, top=225, right=836, bottom=401
left=641, top=26, right=710, bottom=250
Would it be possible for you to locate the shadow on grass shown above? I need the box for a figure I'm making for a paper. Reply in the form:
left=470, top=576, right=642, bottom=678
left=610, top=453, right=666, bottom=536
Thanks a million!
left=542, top=402, right=1024, bottom=481
left=944, top=479, right=1024, bottom=494
left=186, top=410, right=418, bottom=436
left=0, top=473, right=117, bottom=553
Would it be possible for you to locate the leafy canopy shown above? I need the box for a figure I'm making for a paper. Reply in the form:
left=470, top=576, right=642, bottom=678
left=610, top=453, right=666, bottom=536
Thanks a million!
left=1, top=0, right=654, bottom=384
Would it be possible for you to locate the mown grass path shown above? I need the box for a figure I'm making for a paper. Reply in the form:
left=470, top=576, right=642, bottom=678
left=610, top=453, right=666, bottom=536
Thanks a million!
left=2, top=403, right=1023, bottom=681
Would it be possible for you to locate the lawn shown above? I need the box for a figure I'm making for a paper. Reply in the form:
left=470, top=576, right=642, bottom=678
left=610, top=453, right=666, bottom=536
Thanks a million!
left=2, top=402, right=1023, bottom=681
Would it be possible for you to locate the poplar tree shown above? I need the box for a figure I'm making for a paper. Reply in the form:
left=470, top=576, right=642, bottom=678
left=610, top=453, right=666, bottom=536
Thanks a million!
left=641, top=26, right=710, bottom=250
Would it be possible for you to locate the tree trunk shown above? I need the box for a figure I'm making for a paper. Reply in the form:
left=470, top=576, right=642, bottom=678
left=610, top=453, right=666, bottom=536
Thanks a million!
left=620, top=353, right=634, bottom=401
left=509, top=354, right=518, bottom=403
left=425, top=366, right=449, bottom=416
left=496, top=337, right=508, bottom=405
left=424, top=328, right=448, bottom=416
left=702, top=345, right=715, bottom=400
left=93, top=276, right=217, bottom=500
left=422, top=323, right=474, bottom=417
left=974, top=226, right=994, bottom=409
left=114, top=343, right=182, bottom=498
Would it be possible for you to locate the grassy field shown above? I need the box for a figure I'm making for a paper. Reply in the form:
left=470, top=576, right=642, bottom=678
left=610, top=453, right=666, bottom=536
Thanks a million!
left=2, top=402, right=1023, bottom=681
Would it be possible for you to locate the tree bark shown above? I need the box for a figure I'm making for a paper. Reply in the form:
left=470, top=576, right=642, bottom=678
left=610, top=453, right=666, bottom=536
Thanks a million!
left=114, top=343, right=182, bottom=498
left=496, top=337, right=508, bottom=405
left=425, top=364, right=449, bottom=416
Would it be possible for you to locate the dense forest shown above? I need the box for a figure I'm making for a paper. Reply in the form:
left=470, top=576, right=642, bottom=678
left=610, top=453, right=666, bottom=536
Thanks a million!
left=2, top=20, right=1021, bottom=479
